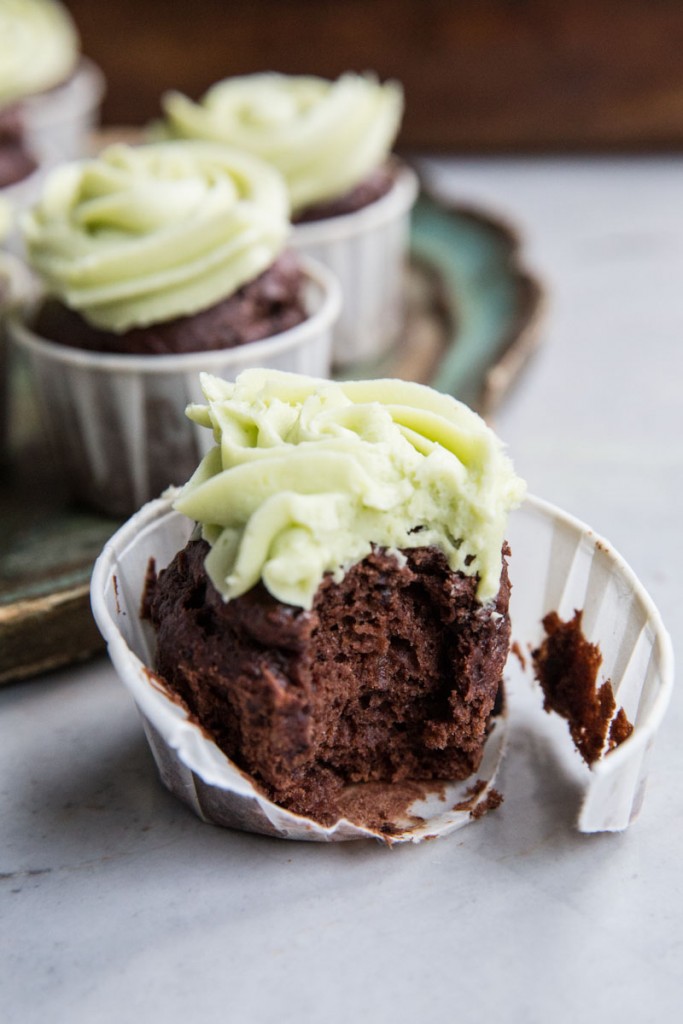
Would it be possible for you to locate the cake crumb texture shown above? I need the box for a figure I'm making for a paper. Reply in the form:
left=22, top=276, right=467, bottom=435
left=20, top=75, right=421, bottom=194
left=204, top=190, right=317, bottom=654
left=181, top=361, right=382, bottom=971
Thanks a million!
left=531, top=609, right=634, bottom=764
left=147, top=540, right=511, bottom=826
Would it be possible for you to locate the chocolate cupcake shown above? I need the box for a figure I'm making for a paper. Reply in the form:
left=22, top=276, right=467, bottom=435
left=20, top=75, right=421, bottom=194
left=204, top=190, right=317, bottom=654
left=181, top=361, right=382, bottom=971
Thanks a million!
left=92, top=370, right=526, bottom=839
left=161, top=72, right=418, bottom=366
left=0, top=0, right=104, bottom=168
left=10, top=142, right=340, bottom=515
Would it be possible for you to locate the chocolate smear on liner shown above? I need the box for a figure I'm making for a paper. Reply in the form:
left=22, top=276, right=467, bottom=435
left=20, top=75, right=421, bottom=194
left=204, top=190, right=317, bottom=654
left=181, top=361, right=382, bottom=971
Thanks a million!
left=336, top=780, right=443, bottom=835
left=453, top=779, right=504, bottom=819
left=531, top=609, right=634, bottom=765
left=510, top=640, right=526, bottom=671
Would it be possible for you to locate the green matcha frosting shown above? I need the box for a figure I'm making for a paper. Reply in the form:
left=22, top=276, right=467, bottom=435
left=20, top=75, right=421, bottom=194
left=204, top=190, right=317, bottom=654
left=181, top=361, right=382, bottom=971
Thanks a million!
left=174, top=370, right=526, bottom=610
left=21, top=140, right=291, bottom=332
left=0, top=0, right=79, bottom=105
left=161, top=72, right=403, bottom=214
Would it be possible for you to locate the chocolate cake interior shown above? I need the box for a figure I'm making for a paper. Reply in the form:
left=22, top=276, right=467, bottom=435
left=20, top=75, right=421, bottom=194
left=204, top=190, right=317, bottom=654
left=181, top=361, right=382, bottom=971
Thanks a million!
left=146, top=538, right=511, bottom=825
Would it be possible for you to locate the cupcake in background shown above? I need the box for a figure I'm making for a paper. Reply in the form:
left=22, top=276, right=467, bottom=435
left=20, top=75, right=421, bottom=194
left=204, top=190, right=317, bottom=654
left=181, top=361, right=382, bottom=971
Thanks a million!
left=0, top=0, right=104, bottom=178
left=9, top=140, right=340, bottom=516
left=161, top=72, right=418, bottom=367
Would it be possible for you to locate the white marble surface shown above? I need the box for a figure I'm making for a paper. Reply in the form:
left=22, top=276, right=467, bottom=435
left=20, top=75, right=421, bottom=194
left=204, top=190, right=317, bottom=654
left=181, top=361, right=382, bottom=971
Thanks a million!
left=2, top=157, right=681, bottom=1023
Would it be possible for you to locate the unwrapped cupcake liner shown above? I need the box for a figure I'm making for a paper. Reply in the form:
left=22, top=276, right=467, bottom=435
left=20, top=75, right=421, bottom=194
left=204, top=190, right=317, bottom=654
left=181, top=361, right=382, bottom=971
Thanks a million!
left=291, top=162, right=419, bottom=368
left=21, top=58, right=105, bottom=167
left=9, top=257, right=340, bottom=517
left=505, top=495, right=673, bottom=832
left=91, top=492, right=672, bottom=843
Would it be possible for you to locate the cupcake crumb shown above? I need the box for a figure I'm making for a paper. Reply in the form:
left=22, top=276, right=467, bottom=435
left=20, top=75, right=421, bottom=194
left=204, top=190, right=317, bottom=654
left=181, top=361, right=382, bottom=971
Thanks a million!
left=531, top=609, right=633, bottom=763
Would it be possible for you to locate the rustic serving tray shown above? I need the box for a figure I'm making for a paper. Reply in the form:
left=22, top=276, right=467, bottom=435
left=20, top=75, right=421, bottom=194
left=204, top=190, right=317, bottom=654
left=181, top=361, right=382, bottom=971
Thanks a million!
left=0, top=192, right=544, bottom=685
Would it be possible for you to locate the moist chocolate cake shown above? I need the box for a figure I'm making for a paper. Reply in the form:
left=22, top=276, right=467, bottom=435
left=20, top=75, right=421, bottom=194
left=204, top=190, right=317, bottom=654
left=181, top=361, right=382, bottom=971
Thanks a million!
left=146, top=538, right=512, bottom=825
left=34, top=251, right=307, bottom=355
left=531, top=609, right=634, bottom=764
left=293, top=164, right=396, bottom=225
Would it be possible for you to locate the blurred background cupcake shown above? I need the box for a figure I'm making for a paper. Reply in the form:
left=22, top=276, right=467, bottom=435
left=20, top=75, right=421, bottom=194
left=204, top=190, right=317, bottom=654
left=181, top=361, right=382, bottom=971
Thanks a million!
left=160, top=72, right=418, bottom=367
left=0, top=0, right=105, bottom=235
left=9, top=140, right=340, bottom=516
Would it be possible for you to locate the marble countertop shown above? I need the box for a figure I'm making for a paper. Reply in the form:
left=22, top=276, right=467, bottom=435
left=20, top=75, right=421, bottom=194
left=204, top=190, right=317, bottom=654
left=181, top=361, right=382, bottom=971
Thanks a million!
left=3, top=157, right=681, bottom=1023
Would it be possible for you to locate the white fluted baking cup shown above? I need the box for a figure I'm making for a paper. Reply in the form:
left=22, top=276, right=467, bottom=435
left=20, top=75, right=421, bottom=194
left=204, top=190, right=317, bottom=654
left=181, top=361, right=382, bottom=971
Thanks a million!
left=291, top=162, right=419, bottom=368
left=21, top=58, right=105, bottom=166
left=9, top=257, right=340, bottom=517
left=91, top=492, right=672, bottom=843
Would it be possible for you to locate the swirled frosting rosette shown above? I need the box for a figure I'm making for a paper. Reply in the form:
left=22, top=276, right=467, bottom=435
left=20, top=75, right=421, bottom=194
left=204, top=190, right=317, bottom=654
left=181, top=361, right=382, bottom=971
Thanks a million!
left=21, top=140, right=292, bottom=332
left=162, top=72, right=404, bottom=214
left=0, top=0, right=79, bottom=105
left=175, top=369, right=526, bottom=609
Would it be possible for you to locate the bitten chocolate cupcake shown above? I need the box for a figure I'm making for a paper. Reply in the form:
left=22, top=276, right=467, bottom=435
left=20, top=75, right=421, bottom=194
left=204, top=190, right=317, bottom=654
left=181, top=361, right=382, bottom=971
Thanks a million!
left=92, top=374, right=674, bottom=840
left=126, top=370, right=525, bottom=835
left=160, top=72, right=418, bottom=366
left=10, top=142, right=340, bottom=515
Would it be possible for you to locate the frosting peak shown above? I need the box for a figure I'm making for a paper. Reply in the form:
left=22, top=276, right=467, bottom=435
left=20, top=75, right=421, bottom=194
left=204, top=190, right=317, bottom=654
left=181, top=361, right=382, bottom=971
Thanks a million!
left=21, top=140, right=291, bottom=332
left=0, top=0, right=79, bottom=105
left=174, top=370, right=526, bottom=609
left=161, top=72, right=403, bottom=214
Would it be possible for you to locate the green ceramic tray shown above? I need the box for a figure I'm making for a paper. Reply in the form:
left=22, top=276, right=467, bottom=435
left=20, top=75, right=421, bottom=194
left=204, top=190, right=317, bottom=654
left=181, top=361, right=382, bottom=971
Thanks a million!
left=0, top=192, right=544, bottom=684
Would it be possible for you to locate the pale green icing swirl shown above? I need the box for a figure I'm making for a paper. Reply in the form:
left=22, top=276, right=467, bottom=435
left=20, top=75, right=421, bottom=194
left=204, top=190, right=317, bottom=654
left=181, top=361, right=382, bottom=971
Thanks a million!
left=162, top=72, right=403, bottom=214
left=0, top=0, right=79, bottom=105
left=174, top=370, right=526, bottom=610
left=21, top=141, right=291, bottom=332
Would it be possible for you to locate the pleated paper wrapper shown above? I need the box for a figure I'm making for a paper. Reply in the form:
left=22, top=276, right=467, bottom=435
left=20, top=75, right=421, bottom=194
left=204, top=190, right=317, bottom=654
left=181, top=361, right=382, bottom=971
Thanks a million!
left=291, top=162, right=419, bottom=368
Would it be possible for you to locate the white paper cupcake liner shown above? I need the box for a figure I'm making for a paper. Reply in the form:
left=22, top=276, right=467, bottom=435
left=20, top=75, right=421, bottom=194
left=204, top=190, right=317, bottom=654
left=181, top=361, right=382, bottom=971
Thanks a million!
left=9, top=257, right=340, bottom=517
left=91, top=492, right=672, bottom=843
left=21, top=58, right=106, bottom=166
left=291, top=162, right=419, bottom=368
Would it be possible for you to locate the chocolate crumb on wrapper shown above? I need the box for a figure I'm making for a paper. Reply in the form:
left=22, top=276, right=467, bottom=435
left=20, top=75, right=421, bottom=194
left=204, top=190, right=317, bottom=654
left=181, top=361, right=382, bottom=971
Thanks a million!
left=531, top=609, right=634, bottom=765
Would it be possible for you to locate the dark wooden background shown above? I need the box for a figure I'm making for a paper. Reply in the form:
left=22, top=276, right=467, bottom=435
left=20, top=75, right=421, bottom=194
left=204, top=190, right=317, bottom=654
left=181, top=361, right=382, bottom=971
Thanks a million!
left=65, top=0, right=683, bottom=151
